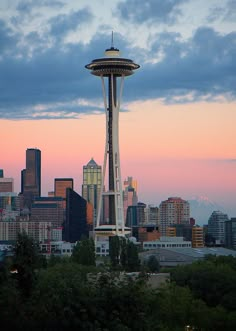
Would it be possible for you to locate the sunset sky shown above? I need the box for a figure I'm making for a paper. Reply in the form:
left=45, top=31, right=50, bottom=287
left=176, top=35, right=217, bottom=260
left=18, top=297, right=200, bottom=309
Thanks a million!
left=0, top=0, right=236, bottom=221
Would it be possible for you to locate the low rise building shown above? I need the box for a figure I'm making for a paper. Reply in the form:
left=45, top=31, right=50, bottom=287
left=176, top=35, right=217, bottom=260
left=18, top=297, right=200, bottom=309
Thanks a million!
left=139, top=246, right=236, bottom=268
left=143, top=236, right=192, bottom=250
left=192, top=226, right=204, bottom=248
left=39, top=241, right=75, bottom=256
left=0, top=219, right=52, bottom=242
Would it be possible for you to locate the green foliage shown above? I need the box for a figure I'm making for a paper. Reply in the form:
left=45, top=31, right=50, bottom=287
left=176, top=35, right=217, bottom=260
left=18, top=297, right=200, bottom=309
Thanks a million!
left=109, top=235, right=121, bottom=268
left=145, top=255, right=160, bottom=273
left=171, top=255, right=236, bottom=311
left=125, top=240, right=140, bottom=271
left=19, top=265, right=151, bottom=330
left=0, top=277, right=23, bottom=328
left=47, top=254, right=70, bottom=267
left=12, top=232, right=41, bottom=296
left=109, top=236, right=140, bottom=271
left=72, top=237, right=96, bottom=266
left=2, top=242, right=236, bottom=330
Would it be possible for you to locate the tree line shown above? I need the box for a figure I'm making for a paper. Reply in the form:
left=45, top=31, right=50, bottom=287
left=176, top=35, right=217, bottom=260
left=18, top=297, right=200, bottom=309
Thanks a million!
left=0, top=233, right=236, bottom=330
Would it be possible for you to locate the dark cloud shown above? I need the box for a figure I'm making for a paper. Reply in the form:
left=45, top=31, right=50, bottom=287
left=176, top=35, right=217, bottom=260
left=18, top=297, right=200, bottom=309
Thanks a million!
left=49, top=8, right=93, bottom=39
left=116, top=0, right=188, bottom=25
left=125, top=27, right=236, bottom=102
left=0, top=31, right=120, bottom=119
left=0, top=19, right=20, bottom=55
left=0, top=24, right=235, bottom=120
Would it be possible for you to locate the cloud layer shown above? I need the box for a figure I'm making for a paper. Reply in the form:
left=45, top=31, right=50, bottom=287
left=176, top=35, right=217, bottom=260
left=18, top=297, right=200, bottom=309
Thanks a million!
left=116, top=0, right=188, bottom=24
left=0, top=0, right=235, bottom=119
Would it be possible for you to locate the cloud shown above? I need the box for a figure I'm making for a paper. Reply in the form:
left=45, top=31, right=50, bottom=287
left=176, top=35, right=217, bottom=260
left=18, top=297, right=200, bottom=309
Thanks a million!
left=0, top=19, right=20, bottom=55
left=125, top=27, right=236, bottom=102
left=225, top=0, right=236, bottom=20
left=0, top=30, right=122, bottom=119
left=0, top=17, right=236, bottom=120
left=207, top=0, right=236, bottom=22
left=49, top=8, right=93, bottom=40
left=116, top=0, right=188, bottom=25
left=16, top=0, right=64, bottom=14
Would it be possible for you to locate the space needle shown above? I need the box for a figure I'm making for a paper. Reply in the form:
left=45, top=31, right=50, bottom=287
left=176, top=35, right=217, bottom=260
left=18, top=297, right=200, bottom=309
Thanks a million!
left=85, top=34, right=140, bottom=237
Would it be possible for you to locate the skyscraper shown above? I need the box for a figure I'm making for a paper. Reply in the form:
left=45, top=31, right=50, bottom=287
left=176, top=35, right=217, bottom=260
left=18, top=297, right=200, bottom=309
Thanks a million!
left=54, top=178, right=73, bottom=209
left=21, top=148, right=41, bottom=208
left=123, top=176, right=138, bottom=222
left=82, top=158, right=102, bottom=227
left=85, top=38, right=139, bottom=237
left=64, top=188, right=88, bottom=243
left=208, top=210, right=229, bottom=245
left=159, top=197, right=190, bottom=236
left=225, top=218, right=236, bottom=250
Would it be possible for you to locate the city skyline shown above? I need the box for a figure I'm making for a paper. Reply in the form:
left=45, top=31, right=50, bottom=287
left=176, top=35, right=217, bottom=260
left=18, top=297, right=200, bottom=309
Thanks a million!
left=0, top=0, right=236, bottom=218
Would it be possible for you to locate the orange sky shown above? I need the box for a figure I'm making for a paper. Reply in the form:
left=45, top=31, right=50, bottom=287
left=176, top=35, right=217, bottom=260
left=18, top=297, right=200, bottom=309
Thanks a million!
left=1, top=100, right=235, bottom=216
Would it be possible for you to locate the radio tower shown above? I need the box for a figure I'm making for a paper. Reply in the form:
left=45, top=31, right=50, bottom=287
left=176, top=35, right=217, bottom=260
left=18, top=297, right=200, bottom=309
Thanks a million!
left=85, top=33, right=140, bottom=237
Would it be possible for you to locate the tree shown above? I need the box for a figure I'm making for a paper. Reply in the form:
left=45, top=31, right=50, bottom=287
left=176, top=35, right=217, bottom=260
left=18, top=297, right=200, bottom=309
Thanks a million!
left=109, top=235, right=122, bottom=268
left=72, top=237, right=96, bottom=266
left=125, top=241, right=140, bottom=271
left=171, top=257, right=236, bottom=311
left=12, top=232, right=41, bottom=296
left=145, top=255, right=160, bottom=273
left=109, top=236, right=140, bottom=271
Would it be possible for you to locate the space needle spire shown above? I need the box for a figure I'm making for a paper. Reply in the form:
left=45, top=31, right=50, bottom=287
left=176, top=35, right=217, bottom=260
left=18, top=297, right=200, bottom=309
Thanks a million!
left=85, top=34, right=140, bottom=238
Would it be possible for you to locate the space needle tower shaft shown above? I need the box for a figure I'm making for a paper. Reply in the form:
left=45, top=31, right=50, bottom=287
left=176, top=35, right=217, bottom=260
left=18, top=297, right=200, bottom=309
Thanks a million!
left=85, top=35, right=139, bottom=236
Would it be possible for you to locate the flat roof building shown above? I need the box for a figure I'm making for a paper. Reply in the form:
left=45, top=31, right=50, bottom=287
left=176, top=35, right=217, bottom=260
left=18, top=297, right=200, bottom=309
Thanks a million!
left=0, top=178, right=14, bottom=193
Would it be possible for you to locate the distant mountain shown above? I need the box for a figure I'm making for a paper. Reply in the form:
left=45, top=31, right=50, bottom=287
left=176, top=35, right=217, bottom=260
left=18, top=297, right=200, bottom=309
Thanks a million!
left=188, top=196, right=226, bottom=226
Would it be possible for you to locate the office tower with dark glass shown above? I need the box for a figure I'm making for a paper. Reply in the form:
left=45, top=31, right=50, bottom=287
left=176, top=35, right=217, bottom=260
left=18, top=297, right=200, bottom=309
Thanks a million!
left=86, top=40, right=139, bottom=236
left=21, top=148, right=41, bottom=208
left=64, top=188, right=88, bottom=243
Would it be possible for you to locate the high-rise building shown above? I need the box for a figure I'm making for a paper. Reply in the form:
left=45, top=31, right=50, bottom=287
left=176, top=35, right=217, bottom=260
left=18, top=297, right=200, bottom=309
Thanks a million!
left=123, top=176, right=138, bottom=193
left=54, top=178, right=73, bottom=209
left=225, top=218, right=236, bottom=250
left=0, top=169, right=3, bottom=178
left=123, top=176, right=138, bottom=222
left=82, top=158, right=102, bottom=227
left=208, top=211, right=229, bottom=245
left=86, top=39, right=139, bottom=237
left=126, top=202, right=146, bottom=228
left=159, top=197, right=190, bottom=236
left=21, top=148, right=41, bottom=208
left=54, top=178, right=73, bottom=199
left=0, top=178, right=14, bottom=193
left=144, top=205, right=159, bottom=226
left=63, top=188, right=88, bottom=243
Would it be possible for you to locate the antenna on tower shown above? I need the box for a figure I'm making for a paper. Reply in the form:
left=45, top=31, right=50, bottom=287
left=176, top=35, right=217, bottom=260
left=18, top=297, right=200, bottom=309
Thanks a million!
left=111, top=31, right=114, bottom=48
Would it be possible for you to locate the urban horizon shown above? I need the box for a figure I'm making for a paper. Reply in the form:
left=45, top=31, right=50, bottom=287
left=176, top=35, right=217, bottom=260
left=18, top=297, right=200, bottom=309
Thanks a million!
left=1, top=146, right=234, bottom=226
